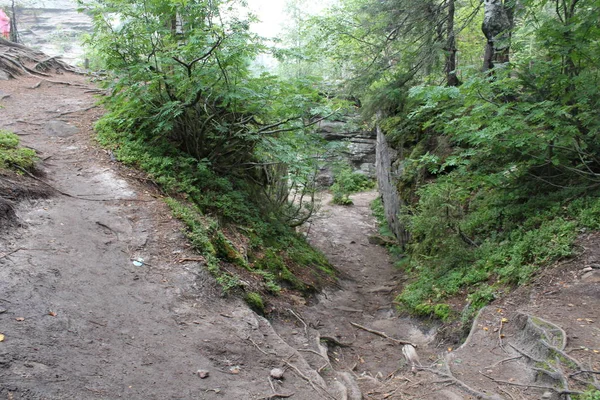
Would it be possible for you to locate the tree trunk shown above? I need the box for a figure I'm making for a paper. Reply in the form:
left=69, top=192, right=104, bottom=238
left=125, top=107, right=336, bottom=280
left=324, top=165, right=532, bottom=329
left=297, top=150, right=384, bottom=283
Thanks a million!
left=481, top=0, right=514, bottom=71
left=9, top=0, right=18, bottom=43
left=445, top=0, right=460, bottom=86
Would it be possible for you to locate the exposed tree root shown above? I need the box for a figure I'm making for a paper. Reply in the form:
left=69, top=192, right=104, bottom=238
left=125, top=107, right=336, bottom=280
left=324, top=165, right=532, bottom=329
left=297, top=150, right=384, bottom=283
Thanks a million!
left=419, top=363, right=503, bottom=400
left=350, top=321, right=417, bottom=347
left=0, top=38, right=78, bottom=79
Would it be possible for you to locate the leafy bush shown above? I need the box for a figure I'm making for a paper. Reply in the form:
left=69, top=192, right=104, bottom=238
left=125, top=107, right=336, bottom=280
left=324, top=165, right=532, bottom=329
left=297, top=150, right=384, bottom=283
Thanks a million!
left=83, top=0, right=337, bottom=297
left=577, top=389, right=600, bottom=400
left=391, top=64, right=600, bottom=321
left=331, top=164, right=376, bottom=205
left=0, top=130, right=37, bottom=171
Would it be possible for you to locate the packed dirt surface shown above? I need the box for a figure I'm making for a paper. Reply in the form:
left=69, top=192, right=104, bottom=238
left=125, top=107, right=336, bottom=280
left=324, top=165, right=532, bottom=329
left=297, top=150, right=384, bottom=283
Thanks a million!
left=1, top=68, right=599, bottom=400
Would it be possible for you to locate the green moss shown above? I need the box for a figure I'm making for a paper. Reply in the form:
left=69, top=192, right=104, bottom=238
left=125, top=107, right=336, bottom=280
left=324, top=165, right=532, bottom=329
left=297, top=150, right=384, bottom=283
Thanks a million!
left=0, top=130, right=37, bottom=171
left=244, top=292, right=265, bottom=314
left=254, top=249, right=304, bottom=290
left=212, top=231, right=247, bottom=268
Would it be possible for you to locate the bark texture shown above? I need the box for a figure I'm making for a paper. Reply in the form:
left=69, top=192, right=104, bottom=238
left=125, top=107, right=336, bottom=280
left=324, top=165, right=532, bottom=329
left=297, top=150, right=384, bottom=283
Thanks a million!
left=482, top=0, right=514, bottom=70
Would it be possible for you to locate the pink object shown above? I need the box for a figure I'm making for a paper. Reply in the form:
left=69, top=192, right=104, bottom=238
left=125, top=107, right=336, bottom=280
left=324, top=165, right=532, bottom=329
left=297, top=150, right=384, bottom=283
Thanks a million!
left=0, top=9, right=10, bottom=39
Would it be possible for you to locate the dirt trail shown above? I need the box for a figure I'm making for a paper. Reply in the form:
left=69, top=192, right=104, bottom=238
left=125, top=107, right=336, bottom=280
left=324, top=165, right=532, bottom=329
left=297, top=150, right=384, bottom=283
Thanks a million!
left=273, top=192, right=435, bottom=388
left=0, top=73, right=340, bottom=400
left=1, top=71, right=599, bottom=400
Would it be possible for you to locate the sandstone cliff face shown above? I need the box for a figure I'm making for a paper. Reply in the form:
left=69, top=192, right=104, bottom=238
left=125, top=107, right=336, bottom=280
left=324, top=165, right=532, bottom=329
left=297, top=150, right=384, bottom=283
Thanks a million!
left=317, top=119, right=377, bottom=176
left=375, top=125, right=409, bottom=246
left=11, top=0, right=92, bottom=64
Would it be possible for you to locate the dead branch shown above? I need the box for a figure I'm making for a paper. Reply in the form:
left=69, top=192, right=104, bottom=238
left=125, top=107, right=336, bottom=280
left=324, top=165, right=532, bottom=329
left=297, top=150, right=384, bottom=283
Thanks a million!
left=287, top=308, right=308, bottom=337
left=350, top=322, right=416, bottom=347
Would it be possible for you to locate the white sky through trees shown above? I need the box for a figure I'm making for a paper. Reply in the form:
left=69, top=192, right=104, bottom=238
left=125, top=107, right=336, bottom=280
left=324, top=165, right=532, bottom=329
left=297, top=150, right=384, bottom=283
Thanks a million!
left=246, top=0, right=336, bottom=38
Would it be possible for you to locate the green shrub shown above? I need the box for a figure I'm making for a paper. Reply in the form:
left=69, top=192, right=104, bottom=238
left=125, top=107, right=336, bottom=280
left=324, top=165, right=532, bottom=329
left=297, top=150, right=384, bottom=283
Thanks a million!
left=331, top=165, right=376, bottom=205
left=0, top=130, right=37, bottom=171
left=577, top=389, right=600, bottom=400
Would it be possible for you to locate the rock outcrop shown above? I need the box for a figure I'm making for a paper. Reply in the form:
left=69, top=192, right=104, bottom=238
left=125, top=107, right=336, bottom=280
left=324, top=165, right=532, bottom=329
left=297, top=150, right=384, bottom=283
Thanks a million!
left=376, top=125, right=409, bottom=246
left=12, top=0, right=91, bottom=64
left=317, top=119, right=377, bottom=176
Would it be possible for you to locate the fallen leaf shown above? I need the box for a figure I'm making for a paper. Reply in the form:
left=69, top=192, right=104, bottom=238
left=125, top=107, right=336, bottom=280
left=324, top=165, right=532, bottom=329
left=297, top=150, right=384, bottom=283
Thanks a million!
left=0, top=333, right=4, bottom=342
left=501, top=318, right=509, bottom=323
left=483, top=327, right=489, bottom=331
left=48, top=311, right=57, bottom=317
left=594, top=350, right=599, bottom=354
left=448, top=347, right=453, bottom=352
left=15, top=317, right=24, bottom=322
left=229, top=366, right=240, bottom=374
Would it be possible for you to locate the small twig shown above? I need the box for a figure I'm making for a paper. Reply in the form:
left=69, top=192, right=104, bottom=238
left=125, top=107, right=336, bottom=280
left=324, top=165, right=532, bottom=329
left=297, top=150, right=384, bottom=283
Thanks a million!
left=55, top=105, right=97, bottom=117
left=248, top=337, right=277, bottom=356
left=269, top=377, right=276, bottom=393
left=258, top=393, right=295, bottom=400
left=499, top=317, right=507, bottom=353
left=478, top=370, right=583, bottom=395
left=0, top=247, right=55, bottom=259
left=570, top=370, right=600, bottom=377
left=287, top=309, right=308, bottom=337
left=298, top=348, right=329, bottom=360
left=177, top=257, right=205, bottom=263
left=88, top=320, right=107, bottom=327
left=484, top=355, right=522, bottom=370
left=0, top=247, right=23, bottom=259
left=350, top=322, right=416, bottom=347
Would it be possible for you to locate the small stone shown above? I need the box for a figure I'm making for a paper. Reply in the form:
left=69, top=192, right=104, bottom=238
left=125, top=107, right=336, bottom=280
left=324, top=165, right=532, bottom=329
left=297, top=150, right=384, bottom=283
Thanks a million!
left=270, top=368, right=284, bottom=380
left=541, top=391, right=553, bottom=399
left=582, top=267, right=593, bottom=273
left=197, top=369, right=209, bottom=379
left=582, top=271, right=600, bottom=283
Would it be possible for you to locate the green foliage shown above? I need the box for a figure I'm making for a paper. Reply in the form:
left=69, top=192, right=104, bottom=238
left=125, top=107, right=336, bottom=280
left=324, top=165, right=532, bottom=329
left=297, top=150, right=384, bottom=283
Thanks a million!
left=576, top=389, right=600, bottom=400
left=331, top=164, right=376, bottom=205
left=244, top=292, right=266, bottom=314
left=82, top=0, right=338, bottom=297
left=0, top=130, right=37, bottom=171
